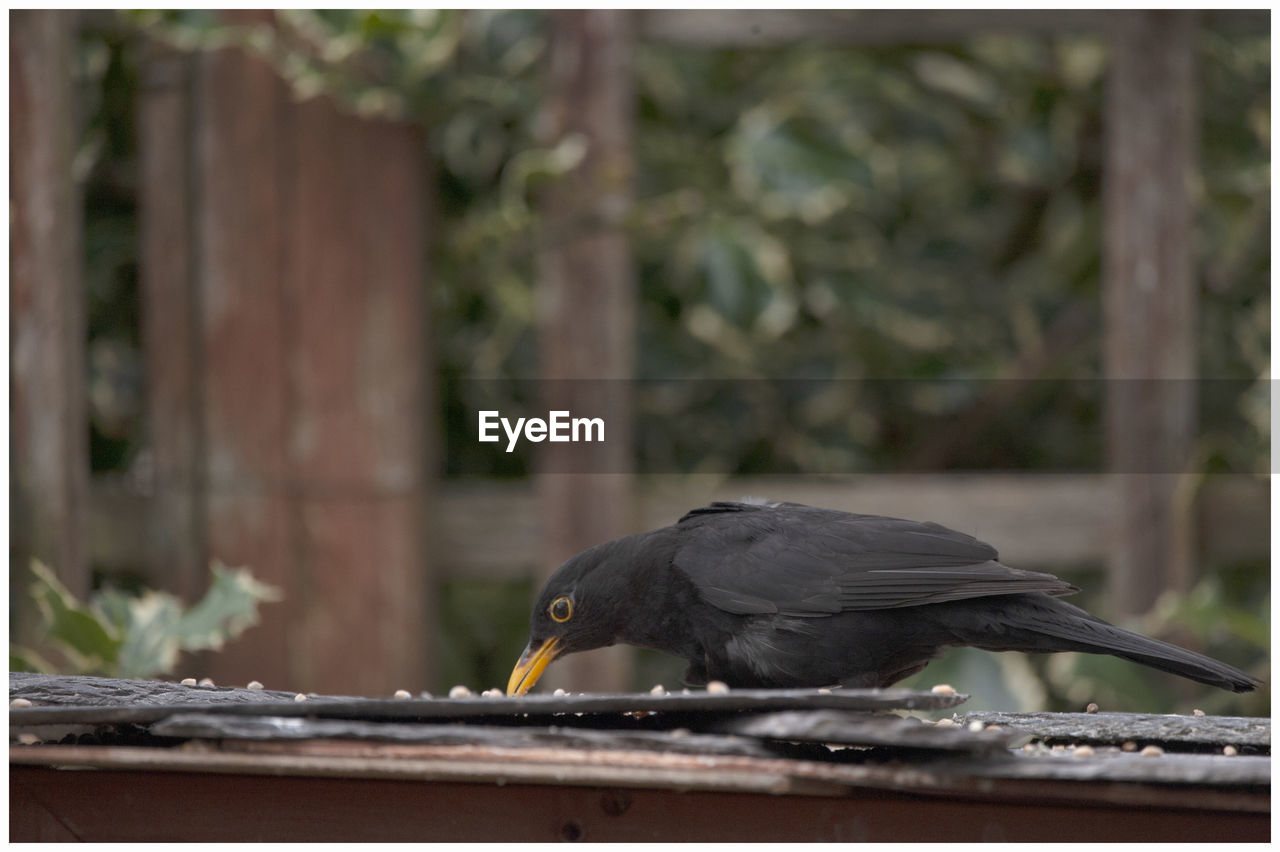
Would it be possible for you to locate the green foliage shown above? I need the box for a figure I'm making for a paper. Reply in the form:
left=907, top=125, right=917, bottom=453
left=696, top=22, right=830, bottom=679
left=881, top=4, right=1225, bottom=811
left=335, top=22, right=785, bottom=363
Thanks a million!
left=11, top=561, right=281, bottom=680
left=79, top=14, right=1268, bottom=704
left=434, top=577, right=536, bottom=694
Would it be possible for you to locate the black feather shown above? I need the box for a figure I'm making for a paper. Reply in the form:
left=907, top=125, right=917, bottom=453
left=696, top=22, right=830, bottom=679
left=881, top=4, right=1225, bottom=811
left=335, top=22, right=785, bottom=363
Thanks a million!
left=513, top=501, right=1262, bottom=695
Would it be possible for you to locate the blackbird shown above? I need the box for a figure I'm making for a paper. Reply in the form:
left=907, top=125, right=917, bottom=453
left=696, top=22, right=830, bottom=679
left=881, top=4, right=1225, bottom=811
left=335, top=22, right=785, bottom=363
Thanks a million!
left=507, top=501, right=1260, bottom=695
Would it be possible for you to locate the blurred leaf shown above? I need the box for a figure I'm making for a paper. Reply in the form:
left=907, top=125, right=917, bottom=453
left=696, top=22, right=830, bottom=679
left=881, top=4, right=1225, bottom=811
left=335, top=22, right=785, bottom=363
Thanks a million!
left=28, top=560, right=121, bottom=666
left=116, top=592, right=184, bottom=679
left=10, top=646, right=57, bottom=675
left=12, top=562, right=281, bottom=680
left=175, top=562, right=283, bottom=651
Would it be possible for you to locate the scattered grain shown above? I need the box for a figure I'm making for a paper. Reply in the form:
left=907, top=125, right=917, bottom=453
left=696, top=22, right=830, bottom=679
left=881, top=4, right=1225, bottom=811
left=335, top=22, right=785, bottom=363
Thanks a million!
left=1223, top=745, right=1239, bottom=757
left=1121, top=740, right=1138, bottom=752
left=448, top=685, right=473, bottom=699
left=17, top=733, right=40, bottom=745
left=1073, top=745, right=1095, bottom=758
left=10, top=698, right=32, bottom=708
left=1085, top=703, right=1099, bottom=714
left=393, top=689, right=412, bottom=700
left=482, top=688, right=504, bottom=698
left=180, top=678, right=198, bottom=686
left=1139, top=745, right=1164, bottom=757
left=553, top=688, right=567, bottom=697
left=934, top=717, right=955, bottom=728
left=967, top=720, right=985, bottom=733
left=706, top=681, right=730, bottom=694
left=1192, top=708, right=1205, bottom=717
left=246, top=681, right=264, bottom=690
left=293, top=693, right=308, bottom=702
left=930, top=684, right=956, bottom=695
left=199, top=678, right=216, bottom=687
left=649, top=684, right=666, bottom=696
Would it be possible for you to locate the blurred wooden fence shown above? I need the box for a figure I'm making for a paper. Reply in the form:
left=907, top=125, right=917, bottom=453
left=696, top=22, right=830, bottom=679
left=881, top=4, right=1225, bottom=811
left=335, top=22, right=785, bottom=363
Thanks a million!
left=11, top=10, right=1269, bottom=695
left=90, top=474, right=1267, bottom=584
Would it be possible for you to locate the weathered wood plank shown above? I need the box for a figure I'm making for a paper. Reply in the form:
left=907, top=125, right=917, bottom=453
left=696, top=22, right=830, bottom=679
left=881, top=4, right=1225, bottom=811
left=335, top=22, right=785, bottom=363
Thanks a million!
left=138, top=42, right=205, bottom=601
left=10, top=10, right=91, bottom=604
left=283, top=93, right=433, bottom=696
left=192, top=12, right=295, bottom=690
left=135, top=12, right=435, bottom=696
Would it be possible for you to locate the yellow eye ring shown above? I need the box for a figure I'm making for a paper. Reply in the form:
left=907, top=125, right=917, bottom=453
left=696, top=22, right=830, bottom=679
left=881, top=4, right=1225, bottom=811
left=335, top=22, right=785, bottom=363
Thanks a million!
left=549, top=596, right=573, bottom=623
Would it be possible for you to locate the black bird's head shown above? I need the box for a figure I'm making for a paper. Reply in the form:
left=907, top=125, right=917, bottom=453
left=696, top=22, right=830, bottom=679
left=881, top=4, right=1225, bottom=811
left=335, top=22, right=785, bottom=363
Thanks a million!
left=506, top=538, right=636, bottom=695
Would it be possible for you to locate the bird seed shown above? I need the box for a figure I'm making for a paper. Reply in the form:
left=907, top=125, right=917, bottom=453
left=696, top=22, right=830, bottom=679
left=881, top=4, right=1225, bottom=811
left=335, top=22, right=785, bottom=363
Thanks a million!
left=393, top=689, right=411, bottom=700
left=1073, top=745, right=1095, bottom=757
left=10, top=698, right=32, bottom=708
left=246, top=681, right=264, bottom=690
left=706, top=681, right=730, bottom=694
left=448, top=685, right=473, bottom=699
left=1085, top=703, right=1099, bottom=714
left=180, top=678, right=198, bottom=686
left=1121, top=740, right=1138, bottom=752
left=1223, top=745, right=1239, bottom=757
left=930, top=684, right=956, bottom=695
left=1192, top=708, right=1205, bottom=717
left=1139, top=745, right=1164, bottom=757
left=649, top=684, right=666, bottom=696
left=293, top=693, right=308, bottom=702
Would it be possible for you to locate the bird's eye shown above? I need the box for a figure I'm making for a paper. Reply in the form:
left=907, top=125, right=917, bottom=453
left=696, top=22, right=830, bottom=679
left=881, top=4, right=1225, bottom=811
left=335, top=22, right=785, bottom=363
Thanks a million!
left=549, top=596, right=573, bottom=623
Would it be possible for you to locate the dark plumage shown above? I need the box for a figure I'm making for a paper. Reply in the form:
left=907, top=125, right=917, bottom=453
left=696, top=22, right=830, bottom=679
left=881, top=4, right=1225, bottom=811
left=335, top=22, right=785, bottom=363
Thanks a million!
left=507, top=501, right=1260, bottom=696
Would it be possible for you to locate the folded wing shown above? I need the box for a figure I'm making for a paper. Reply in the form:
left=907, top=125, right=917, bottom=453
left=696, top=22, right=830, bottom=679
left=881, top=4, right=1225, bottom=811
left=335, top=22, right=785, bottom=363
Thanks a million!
left=674, top=502, right=1076, bottom=616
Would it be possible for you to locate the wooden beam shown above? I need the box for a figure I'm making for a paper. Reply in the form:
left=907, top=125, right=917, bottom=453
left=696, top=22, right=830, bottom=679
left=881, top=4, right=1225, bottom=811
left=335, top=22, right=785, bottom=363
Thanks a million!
left=536, top=10, right=638, bottom=692
left=428, top=475, right=1267, bottom=582
left=10, top=11, right=91, bottom=605
left=1102, top=11, right=1198, bottom=616
left=138, top=13, right=434, bottom=695
left=139, top=42, right=205, bottom=602
left=10, top=753, right=1268, bottom=841
left=639, top=9, right=1264, bottom=46
left=92, top=474, right=1268, bottom=586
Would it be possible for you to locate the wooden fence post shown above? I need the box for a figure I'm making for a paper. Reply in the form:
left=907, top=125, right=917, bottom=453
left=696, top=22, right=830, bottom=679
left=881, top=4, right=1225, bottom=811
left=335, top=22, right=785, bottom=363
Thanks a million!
left=140, top=14, right=433, bottom=694
left=11, top=10, right=91, bottom=611
left=1103, top=10, right=1198, bottom=616
left=536, top=9, right=638, bottom=692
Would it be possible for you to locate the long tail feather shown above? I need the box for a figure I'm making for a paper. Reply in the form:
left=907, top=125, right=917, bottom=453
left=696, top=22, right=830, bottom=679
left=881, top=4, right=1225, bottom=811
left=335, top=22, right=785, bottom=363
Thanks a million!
left=944, top=595, right=1261, bottom=693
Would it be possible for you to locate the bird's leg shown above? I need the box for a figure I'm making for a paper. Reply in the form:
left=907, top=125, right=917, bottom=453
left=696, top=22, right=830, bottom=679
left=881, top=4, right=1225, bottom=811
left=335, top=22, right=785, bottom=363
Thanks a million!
left=681, top=658, right=710, bottom=687
left=838, top=661, right=930, bottom=690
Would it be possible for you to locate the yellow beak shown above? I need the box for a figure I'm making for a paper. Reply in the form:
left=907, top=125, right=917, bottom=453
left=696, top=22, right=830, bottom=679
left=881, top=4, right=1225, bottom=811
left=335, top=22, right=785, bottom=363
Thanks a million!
left=506, top=637, right=562, bottom=696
